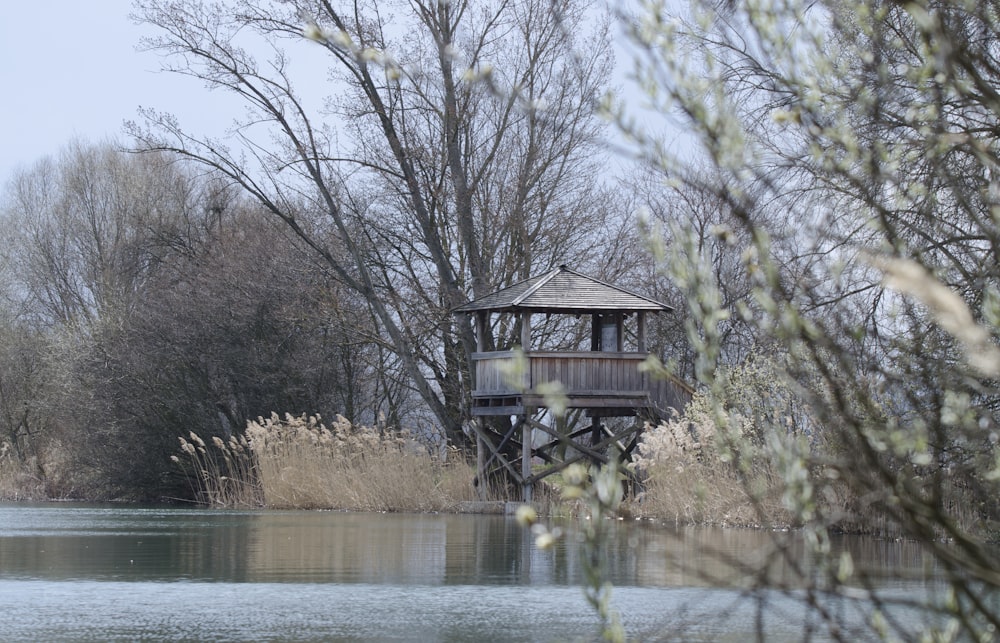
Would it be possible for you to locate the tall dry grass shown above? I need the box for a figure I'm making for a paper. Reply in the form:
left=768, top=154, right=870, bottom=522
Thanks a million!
left=248, top=413, right=476, bottom=510
left=174, top=431, right=263, bottom=506
left=625, top=376, right=981, bottom=539
left=625, top=412, right=793, bottom=528
left=175, top=413, right=477, bottom=510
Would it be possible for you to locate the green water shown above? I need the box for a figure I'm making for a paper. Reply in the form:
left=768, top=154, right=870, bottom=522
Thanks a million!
left=0, top=504, right=941, bottom=641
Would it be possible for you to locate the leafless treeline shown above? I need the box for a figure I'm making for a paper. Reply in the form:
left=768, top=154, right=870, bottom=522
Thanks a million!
left=0, top=1, right=682, bottom=499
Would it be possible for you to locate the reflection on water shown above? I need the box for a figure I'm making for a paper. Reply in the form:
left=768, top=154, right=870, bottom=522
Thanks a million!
left=0, top=507, right=541, bottom=585
left=0, top=504, right=946, bottom=641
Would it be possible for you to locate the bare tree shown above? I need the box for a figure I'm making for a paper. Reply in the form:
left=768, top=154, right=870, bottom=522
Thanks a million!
left=0, top=141, right=235, bottom=496
left=77, top=202, right=383, bottom=499
left=4, top=140, right=221, bottom=332
left=129, top=0, right=620, bottom=448
left=0, top=318, right=47, bottom=473
left=627, top=163, right=767, bottom=381
left=614, top=0, right=1000, bottom=639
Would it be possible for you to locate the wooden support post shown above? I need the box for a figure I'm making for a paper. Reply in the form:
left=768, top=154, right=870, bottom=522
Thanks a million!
left=521, top=414, right=533, bottom=503
left=622, top=421, right=644, bottom=462
left=590, top=416, right=602, bottom=452
left=469, top=420, right=523, bottom=486
left=523, top=421, right=646, bottom=487
left=520, top=312, right=532, bottom=350
left=479, top=418, right=521, bottom=478
left=476, top=311, right=488, bottom=352
left=476, top=429, right=486, bottom=500
left=527, top=417, right=609, bottom=465
left=602, top=424, right=628, bottom=455
left=637, top=312, right=647, bottom=353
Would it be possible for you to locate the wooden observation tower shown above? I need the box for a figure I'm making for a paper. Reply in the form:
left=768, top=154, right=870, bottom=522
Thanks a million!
left=454, top=265, right=691, bottom=501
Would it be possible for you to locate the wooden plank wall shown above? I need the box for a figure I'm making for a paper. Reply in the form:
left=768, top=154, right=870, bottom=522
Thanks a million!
left=473, top=351, right=647, bottom=397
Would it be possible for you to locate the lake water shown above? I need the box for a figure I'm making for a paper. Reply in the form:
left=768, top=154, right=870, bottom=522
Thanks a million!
left=0, top=504, right=943, bottom=641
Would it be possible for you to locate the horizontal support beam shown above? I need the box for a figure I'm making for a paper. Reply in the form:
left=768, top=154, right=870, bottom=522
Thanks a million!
left=472, top=405, right=526, bottom=416
left=472, top=350, right=648, bottom=360
left=474, top=391, right=648, bottom=401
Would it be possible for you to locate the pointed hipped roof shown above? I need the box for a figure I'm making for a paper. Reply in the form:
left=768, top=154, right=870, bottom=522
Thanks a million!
left=453, top=265, right=673, bottom=315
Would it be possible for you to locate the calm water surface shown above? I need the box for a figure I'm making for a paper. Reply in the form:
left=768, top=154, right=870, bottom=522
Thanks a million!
left=0, top=504, right=942, bottom=641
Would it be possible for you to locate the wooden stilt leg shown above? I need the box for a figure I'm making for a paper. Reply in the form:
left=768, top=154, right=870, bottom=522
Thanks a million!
left=521, top=415, right=533, bottom=503
left=476, top=429, right=486, bottom=501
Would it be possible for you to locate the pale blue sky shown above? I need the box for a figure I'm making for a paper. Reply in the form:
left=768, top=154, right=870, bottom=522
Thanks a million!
left=0, top=1, right=685, bottom=186
left=0, top=1, right=231, bottom=183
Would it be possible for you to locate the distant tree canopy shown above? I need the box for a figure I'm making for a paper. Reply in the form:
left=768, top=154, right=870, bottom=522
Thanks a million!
left=0, top=141, right=386, bottom=498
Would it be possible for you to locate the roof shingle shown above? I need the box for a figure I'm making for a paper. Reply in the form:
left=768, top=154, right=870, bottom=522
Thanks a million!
left=453, top=265, right=672, bottom=314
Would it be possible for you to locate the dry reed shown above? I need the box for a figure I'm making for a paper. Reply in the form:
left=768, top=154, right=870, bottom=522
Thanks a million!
left=625, top=413, right=792, bottom=528
left=175, top=413, right=476, bottom=510
left=247, top=413, right=475, bottom=510
left=625, top=406, right=989, bottom=538
left=174, top=430, right=264, bottom=507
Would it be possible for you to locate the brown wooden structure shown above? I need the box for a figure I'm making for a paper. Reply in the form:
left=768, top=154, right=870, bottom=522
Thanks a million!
left=454, top=265, right=691, bottom=501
